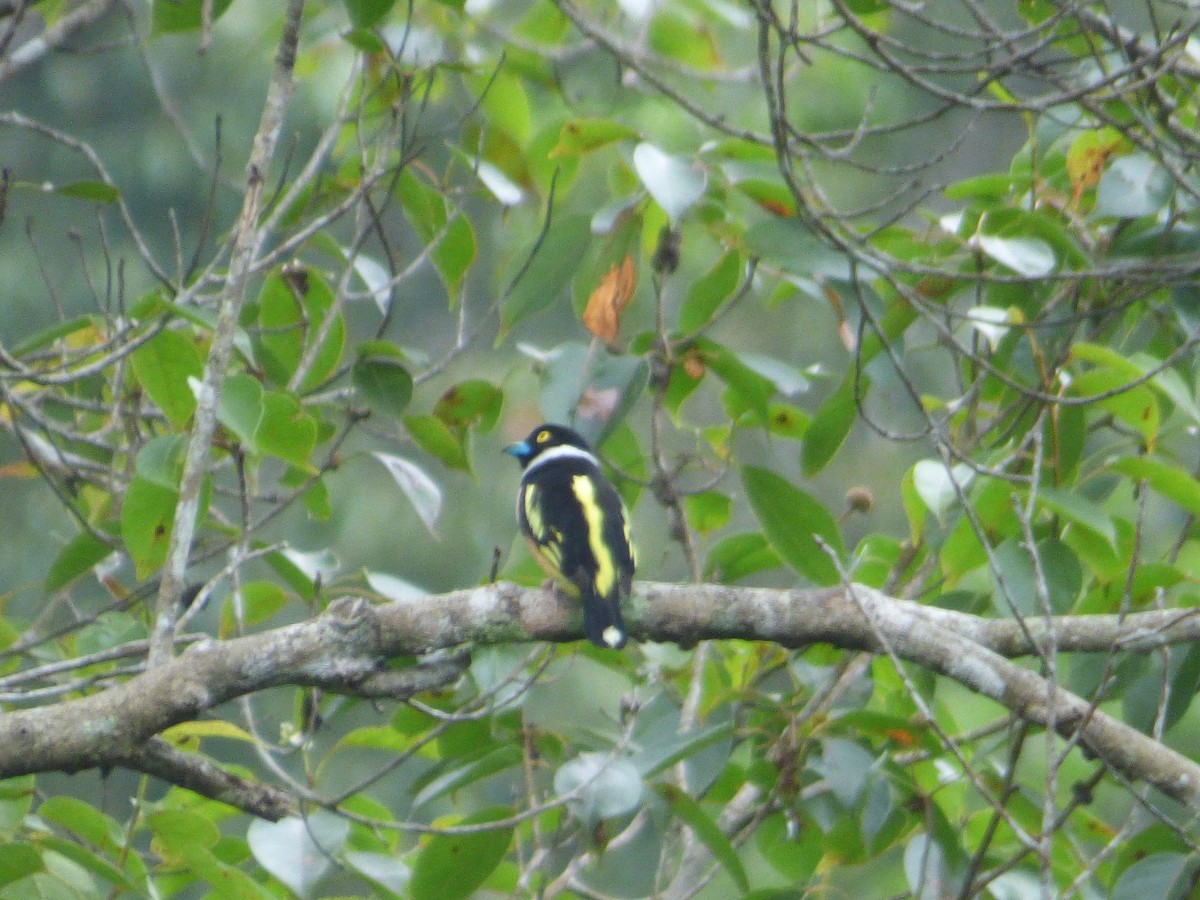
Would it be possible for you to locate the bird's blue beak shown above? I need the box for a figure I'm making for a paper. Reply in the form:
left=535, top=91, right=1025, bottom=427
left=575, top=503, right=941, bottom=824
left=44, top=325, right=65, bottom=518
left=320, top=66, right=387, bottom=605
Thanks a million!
left=504, top=440, right=531, bottom=459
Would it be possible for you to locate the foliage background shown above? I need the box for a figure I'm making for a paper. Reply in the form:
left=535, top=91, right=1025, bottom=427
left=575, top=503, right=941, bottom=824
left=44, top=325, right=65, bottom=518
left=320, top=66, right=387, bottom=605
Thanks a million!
left=1, top=0, right=1200, bottom=897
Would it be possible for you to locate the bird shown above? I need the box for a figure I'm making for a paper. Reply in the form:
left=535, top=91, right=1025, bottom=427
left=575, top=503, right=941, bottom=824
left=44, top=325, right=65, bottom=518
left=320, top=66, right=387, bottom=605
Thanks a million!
left=504, top=423, right=636, bottom=649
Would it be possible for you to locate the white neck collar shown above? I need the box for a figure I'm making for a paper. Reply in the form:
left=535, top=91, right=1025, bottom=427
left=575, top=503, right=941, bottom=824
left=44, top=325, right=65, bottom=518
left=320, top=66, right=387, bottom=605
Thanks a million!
left=524, top=443, right=599, bottom=474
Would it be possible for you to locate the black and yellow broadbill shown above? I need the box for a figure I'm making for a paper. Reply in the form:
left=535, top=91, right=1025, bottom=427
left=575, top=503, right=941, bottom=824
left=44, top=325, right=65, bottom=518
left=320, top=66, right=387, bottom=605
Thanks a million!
left=505, top=424, right=636, bottom=649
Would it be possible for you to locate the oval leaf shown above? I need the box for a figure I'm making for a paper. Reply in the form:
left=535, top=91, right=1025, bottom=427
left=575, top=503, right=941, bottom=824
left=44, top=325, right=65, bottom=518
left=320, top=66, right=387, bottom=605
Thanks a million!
left=247, top=812, right=349, bottom=898
left=372, top=451, right=443, bottom=536
left=802, top=374, right=862, bottom=477
left=655, top=785, right=748, bottom=892
left=912, top=460, right=973, bottom=523
left=500, top=215, right=592, bottom=334
left=973, top=233, right=1056, bottom=277
left=130, top=328, right=204, bottom=430
left=353, top=342, right=413, bottom=420
left=742, top=467, right=844, bottom=585
left=632, top=143, right=707, bottom=223
left=554, top=753, right=643, bottom=822
left=409, top=807, right=512, bottom=900
left=1096, top=154, right=1173, bottom=219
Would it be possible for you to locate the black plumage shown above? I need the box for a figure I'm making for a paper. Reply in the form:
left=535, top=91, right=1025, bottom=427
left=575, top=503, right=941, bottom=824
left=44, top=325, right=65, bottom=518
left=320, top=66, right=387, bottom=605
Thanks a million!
left=505, top=424, right=635, bottom=649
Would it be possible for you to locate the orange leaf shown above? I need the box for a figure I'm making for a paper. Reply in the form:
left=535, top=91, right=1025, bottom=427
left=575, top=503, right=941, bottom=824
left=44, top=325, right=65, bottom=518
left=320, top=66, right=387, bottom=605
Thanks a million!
left=583, top=255, right=636, bottom=345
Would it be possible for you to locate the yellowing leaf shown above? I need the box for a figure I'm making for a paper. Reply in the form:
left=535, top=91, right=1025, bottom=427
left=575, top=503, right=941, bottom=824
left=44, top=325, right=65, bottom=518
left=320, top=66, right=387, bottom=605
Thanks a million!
left=1066, top=129, right=1126, bottom=207
left=583, top=255, right=636, bottom=345
left=162, top=720, right=255, bottom=744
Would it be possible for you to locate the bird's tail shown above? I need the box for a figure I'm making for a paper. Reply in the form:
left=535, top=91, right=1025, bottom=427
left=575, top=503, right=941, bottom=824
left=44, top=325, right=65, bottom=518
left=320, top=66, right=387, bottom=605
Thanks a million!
left=582, top=589, right=627, bottom=649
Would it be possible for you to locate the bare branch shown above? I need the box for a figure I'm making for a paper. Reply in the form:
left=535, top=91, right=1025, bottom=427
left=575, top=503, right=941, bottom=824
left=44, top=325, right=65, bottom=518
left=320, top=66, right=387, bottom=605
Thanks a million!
left=4, top=583, right=1200, bottom=813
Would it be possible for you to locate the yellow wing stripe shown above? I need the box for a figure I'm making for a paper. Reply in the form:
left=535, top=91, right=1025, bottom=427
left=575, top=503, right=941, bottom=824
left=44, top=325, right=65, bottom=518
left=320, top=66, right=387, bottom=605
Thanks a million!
left=523, top=484, right=543, bottom=538
left=572, top=474, right=617, bottom=598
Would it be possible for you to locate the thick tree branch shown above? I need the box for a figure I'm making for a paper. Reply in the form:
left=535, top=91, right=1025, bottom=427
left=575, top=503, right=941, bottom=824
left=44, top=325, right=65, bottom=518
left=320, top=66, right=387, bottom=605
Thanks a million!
left=2, top=583, right=1200, bottom=812
left=119, top=737, right=295, bottom=821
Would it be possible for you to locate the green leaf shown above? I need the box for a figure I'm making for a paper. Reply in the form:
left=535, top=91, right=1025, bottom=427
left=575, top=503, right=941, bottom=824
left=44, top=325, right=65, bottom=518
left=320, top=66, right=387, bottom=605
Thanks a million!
left=121, top=475, right=177, bottom=579
left=813, top=737, right=875, bottom=805
left=216, top=373, right=264, bottom=450
left=34, top=837, right=133, bottom=891
left=911, top=460, right=973, bottom=523
left=406, top=414, right=470, bottom=470
left=1073, top=344, right=1200, bottom=425
left=151, top=0, right=235, bottom=33
left=649, top=11, right=722, bottom=70
left=38, top=797, right=118, bottom=848
left=655, top=785, right=748, bottom=892
left=556, top=47, right=621, bottom=114
left=180, top=843, right=273, bottom=899
left=433, top=380, right=503, bottom=433
left=0, top=777, right=34, bottom=830
left=734, top=178, right=797, bottom=216
left=133, top=434, right=186, bottom=488
left=1035, top=486, right=1116, bottom=547
left=1070, top=370, right=1159, bottom=448
left=255, top=391, right=317, bottom=471
left=263, top=546, right=317, bottom=601
left=1163, top=643, right=1200, bottom=733
left=255, top=269, right=345, bottom=392
left=802, top=373, right=862, bottom=477
left=1096, top=154, right=1173, bottom=219
left=679, top=250, right=741, bottom=334
left=1111, top=853, right=1192, bottom=900
left=53, top=180, right=120, bottom=203
left=742, top=467, right=844, bottom=585
left=685, top=491, right=732, bottom=534
left=435, top=215, right=477, bottom=298
left=344, top=852, right=410, bottom=896
left=412, top=746, right=524, bottom=810
left=1110, top=456, right=1200, bottom=516
left=372, top=452, right=443, bottom=537
left=45, top=529, right=115, bottom=594
left=744, top=218, right=854, bottom=280
left=972, top=233, right=1056, bottom=277
left=0, top=844, right=43, bottom=888
left=1070, top=341, right=1143, bottom=380
left=395, top=170, right=476, bottom=299
left=333, top=725, right=410, bottom=754
left=764, top=402, right=809, bottom=439
left=162, top=720, right=254, bottom=744
left=478, top=70, right=532, bottom=145
left=991, top=539, right=1081, bottom=617
left=343, top=0, right=395, bottom=29
left=701, top=341, right=774, bottom=426
left=757, top=814, right=822, bottom=884
left=943, top=173, right=1016, bottom=201
left=704, top=533, right=782, bottom=583
left=220, top=581, right=289, bottom=633
left=548, top=118, right=639, bottom=158
left=554, top=755, right=643, bottom=821
left=409, top=807, right=513, bottom=900
left=11, top=315, right=101, bottom=355
left=247, top=812, right=349, bottom=898
left=632, top=143, right=707, bottom=223
left=130, top=328, right=204, bottom=430
left=500, top=215, right=592, bottom=334
left=353, top=341, right=413, bottom=420
left=149, top=809, right=221, bottom=856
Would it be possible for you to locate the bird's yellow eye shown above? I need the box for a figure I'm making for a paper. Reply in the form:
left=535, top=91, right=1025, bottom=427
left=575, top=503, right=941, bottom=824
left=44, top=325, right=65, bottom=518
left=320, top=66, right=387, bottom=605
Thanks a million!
left=536, top=430, right=551, bottom=444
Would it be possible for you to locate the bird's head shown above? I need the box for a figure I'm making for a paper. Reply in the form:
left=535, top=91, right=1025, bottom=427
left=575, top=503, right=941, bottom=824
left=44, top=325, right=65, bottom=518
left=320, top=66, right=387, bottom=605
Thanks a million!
left=504, top=423, right=593, bottom=469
